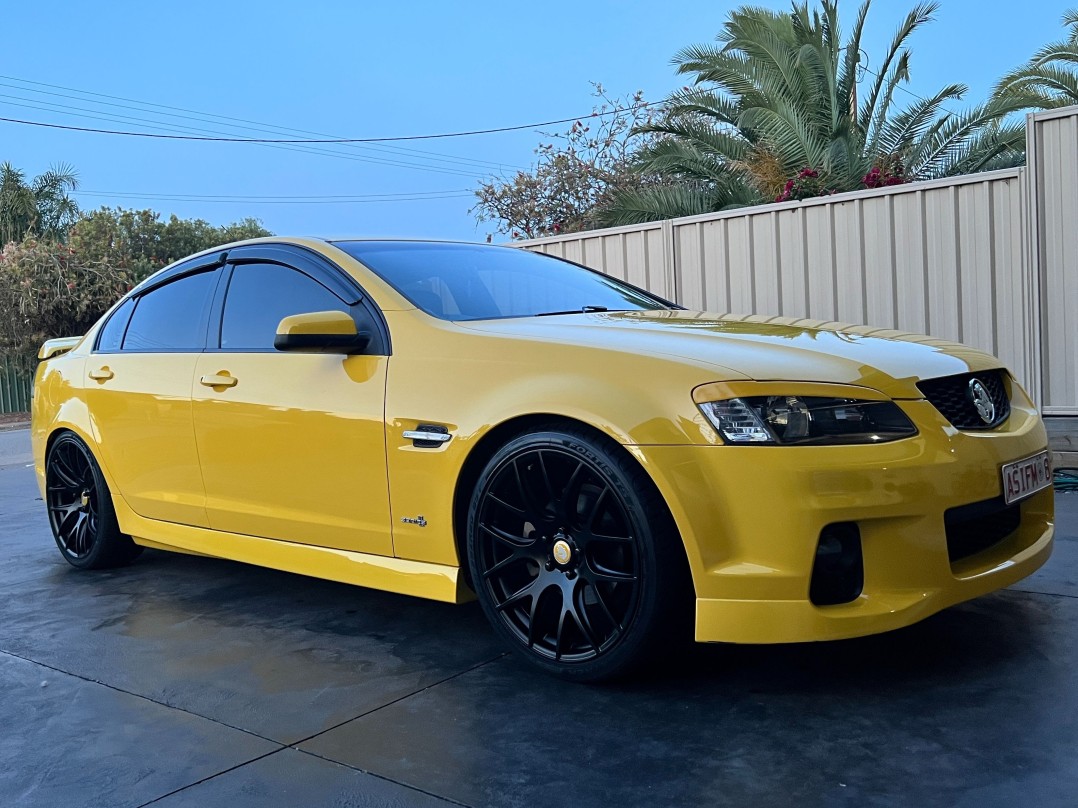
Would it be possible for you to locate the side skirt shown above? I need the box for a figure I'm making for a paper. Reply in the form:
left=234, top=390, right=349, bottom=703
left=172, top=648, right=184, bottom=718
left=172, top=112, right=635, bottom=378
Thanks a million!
left=115, top=498, right=474, bottom=604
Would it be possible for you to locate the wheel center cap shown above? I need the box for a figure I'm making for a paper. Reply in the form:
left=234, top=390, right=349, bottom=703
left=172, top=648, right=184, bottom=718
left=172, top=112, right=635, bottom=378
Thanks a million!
left=552, top=539, right=573, bottom=566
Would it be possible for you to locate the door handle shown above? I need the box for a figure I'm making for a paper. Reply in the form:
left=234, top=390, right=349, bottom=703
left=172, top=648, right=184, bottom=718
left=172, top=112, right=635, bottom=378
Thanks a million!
left=88, top=367, right=114, bottom=381
left=200, top=373, right=238, bottom=388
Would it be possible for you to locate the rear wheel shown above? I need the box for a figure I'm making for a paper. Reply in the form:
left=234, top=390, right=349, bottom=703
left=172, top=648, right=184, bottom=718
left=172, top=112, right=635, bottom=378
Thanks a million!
left=46, top=432, right=142, bottom=569
left=467, top=427, right=690, bottom=682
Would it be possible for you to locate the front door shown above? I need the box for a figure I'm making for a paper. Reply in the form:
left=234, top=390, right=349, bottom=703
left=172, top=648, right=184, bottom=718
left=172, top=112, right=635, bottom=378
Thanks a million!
left=191, top=258, right=392, bottom=556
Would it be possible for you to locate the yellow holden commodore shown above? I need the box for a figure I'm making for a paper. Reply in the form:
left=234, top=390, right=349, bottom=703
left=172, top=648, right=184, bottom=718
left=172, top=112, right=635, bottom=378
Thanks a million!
left=31, top=238, right=1055, bottom=681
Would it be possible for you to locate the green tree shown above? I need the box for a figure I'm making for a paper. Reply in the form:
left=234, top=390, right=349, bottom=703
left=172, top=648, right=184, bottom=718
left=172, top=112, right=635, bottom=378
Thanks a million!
left=602, top=0, right=1025, bottom=226
left=995, top=9, right=1078, bottom=109
left=69, top=207, right=271, bottom=281
left=0, top=162, right=80, bottom=245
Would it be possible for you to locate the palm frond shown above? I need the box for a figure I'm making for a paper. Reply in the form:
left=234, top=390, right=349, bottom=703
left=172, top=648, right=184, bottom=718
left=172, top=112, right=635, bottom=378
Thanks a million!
left=598, top=180, right=759, bottom=227
left=858, top=2, right=938, bottom=132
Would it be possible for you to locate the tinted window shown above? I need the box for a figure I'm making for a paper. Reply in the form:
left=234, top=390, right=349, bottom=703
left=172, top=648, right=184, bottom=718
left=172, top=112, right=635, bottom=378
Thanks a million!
left=333, top=242, right=668, bottom=321
left=220, top=263, right=347, bottom=351
left=96, top=298, right=134, bottom=352
left=122, top=271, right=216, bottom=352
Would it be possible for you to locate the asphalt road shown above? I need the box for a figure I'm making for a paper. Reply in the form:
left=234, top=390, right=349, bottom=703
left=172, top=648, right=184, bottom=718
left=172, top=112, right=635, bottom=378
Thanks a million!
left=1, top=427, right=1076, bottom=807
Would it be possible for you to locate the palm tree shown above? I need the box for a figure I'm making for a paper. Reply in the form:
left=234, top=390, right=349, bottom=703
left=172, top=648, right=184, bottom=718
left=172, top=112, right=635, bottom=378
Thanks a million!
left=995, top=9, right=1078, bottom=110
left=0, top=162, right=80, bottom=245
left=601, top=1, right=1025, bottom=226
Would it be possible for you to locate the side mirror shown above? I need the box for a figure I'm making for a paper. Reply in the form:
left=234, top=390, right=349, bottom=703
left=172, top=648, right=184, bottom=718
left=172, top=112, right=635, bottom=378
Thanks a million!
left=274, top=310, right=371, bottom=354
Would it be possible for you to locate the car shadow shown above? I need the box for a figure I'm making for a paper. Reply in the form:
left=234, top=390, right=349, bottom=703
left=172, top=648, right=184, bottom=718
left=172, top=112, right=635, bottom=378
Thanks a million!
left=38, top=545, right=1049, bottom=699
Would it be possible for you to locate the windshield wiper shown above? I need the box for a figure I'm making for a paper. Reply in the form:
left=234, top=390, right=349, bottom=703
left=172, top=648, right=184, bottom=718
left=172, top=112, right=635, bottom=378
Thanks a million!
left=534, top=305, right=612, bottom=317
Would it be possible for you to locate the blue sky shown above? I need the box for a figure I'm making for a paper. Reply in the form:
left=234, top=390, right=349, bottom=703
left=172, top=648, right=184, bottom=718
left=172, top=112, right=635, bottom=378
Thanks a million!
left=1, top=0, right=1069, bottom=242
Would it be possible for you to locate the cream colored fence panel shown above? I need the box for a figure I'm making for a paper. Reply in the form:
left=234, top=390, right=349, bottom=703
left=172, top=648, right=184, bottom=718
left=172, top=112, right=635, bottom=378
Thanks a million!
left=1030, top=108, right=1078, bottom=414
left=518, top=222, right=675, bottom=301
left=519, top=166, right=1034, bottom=398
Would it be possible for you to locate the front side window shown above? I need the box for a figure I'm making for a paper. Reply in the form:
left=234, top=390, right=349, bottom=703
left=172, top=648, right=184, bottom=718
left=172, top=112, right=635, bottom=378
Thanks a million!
left=122, top=271, right=216, bottom=352
left=333, top=241, right=669, bottom=321
left=220, top=262, right=348, bottom=351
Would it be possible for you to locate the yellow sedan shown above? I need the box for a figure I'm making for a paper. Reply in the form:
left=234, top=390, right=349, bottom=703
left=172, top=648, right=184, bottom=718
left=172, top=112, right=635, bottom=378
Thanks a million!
left=31, top=238, right=1055, bottom=681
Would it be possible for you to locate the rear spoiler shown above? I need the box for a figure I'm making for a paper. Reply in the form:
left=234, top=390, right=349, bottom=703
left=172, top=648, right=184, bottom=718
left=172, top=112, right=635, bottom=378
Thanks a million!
left=38, top=336, right=83, bottom=360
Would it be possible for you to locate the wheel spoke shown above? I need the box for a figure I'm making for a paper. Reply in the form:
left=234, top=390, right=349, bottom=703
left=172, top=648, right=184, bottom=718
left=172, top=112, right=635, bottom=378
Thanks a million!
left=587, top=563, right=637, bottom=584
left=73, top=513, right=89, bottom=554
left=571, top=584, right=602, bottom=650
left=536, top=451, right=556, bottom=504
left=587, top=532, right=634, bottom=543
left=513, top=458, right=551, bottom=524
left=487, top=493, right=524, bottom=516
left=49, top=500, right=79, bottom=517
left=50, top=459, right=81, bottom=490
left=495, top=578, right=541, bottom=613
left=526, top=589, right=544, bottom=648
left=480, top=521, right=533, bottom=549
left=554, top=605, right=569, bottom=661
left=481, top=549, right=529, bottom=580
left=588, top=580, right=623, bottom=632
left=558, top=461, right=587, bottom=525
left=52, top=504, right=81, bottom=538
left=583, top=486, right=609, bottom=531
left=59, top=446, right=86, bottom=483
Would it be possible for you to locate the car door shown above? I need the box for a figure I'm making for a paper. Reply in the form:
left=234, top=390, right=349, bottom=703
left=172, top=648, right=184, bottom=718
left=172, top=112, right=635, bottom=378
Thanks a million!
left=85, top=263, right=220, bottom=527
left=190, top=247, right=392, bottom=556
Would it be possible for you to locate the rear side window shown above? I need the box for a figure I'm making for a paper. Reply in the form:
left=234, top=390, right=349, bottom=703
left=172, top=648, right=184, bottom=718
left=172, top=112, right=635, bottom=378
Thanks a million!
left=122, top=271, right=216, bottom=352
left=96, top=298, right=135, bottom=352
left=220, top=263, right=348, bottom=351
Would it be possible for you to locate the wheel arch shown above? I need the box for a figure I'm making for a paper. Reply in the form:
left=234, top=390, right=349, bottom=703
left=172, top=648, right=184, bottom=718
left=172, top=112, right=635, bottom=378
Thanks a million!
left=36, top=418, right=94, bottom=491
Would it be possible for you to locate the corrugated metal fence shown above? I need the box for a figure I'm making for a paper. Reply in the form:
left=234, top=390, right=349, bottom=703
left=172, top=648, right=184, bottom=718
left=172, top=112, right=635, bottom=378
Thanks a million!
left=520, top=108, right=1078, bottom=415
left=1028, top=108, right=1078, bottom=414
left=0, top=353, right=34, bottom=414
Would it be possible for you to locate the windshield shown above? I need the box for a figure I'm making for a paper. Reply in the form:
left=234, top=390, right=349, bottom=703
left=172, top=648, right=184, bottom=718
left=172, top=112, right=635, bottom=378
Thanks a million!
left=333, top=241, right=671, bottom=321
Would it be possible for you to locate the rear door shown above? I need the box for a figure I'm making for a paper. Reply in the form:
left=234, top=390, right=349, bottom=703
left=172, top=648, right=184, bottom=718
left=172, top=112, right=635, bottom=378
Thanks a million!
left=191, top=246, right=393, bottom=555
left=85, top=263, right=220, bottom=526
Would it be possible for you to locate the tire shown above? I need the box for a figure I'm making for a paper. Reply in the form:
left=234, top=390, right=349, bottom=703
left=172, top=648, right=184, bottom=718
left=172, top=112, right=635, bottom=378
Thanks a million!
left=45, top=432, right=143, bottom=570
left=466, top=426, right=691, bottom=682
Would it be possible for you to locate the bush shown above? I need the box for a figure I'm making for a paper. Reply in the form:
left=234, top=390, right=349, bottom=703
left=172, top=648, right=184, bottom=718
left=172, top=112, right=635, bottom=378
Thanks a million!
left=69, top=207, right=271, bottom=282
left=0, top=237, right=136, bottom=354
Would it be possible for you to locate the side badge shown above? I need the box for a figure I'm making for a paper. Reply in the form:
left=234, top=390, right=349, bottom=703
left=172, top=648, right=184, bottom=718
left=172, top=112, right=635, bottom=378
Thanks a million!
left=401, top=515, right=428, bottom=527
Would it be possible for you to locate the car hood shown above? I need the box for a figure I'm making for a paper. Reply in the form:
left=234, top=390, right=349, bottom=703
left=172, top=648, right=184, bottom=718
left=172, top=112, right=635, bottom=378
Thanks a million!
left=458, top=310, right=1004, bottom=399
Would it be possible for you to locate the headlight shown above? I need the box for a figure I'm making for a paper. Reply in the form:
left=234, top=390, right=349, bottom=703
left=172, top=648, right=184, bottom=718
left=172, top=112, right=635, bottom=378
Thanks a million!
left=699, top=396, right=917, bottom=445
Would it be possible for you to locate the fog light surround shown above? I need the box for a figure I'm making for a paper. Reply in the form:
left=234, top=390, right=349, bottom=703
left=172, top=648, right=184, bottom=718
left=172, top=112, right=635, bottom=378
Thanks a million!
left=810, top=522, right=864, bottom=606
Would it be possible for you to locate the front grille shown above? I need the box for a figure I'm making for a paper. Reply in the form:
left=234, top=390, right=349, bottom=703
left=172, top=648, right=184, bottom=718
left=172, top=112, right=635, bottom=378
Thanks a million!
left=917, top=370, right=1010, bottom=429
left=944, top=496, right=1021, bottom=563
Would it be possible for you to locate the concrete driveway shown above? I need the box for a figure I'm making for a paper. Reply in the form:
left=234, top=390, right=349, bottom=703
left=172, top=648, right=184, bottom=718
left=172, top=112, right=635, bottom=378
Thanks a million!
left=1, top=426, right=1076, bottom=807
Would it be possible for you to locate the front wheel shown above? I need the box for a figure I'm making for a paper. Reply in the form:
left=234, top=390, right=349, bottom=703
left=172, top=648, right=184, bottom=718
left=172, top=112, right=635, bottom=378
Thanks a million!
left=45, top=432, right=142, bottom=570
left=466, top=427, right=690, bottom=682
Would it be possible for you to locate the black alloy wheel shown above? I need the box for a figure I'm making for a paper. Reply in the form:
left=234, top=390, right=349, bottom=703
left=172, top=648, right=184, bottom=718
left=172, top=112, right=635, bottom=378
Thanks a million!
left=467, top=427, right=689, bottom=682
left=46, top=432, right=142, bottom=569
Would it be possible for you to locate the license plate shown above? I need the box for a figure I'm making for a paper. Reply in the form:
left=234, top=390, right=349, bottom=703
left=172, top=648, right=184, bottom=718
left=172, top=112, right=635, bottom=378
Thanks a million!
left=1002, top=451, right=1052, bottom=505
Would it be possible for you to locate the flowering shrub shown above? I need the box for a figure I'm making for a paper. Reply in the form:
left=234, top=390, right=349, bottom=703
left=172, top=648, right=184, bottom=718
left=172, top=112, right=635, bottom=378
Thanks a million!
left=862, top=155, right=906, bottom=188
left=473, top=85, right=669, bottom=239
left=0, top=237, right=136, bottom=354
left=774, top=168, right=834, bottom=202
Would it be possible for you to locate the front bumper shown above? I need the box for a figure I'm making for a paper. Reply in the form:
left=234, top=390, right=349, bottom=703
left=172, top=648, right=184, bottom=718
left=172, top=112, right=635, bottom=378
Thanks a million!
left=634, top=394, right=1055, bottom=644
